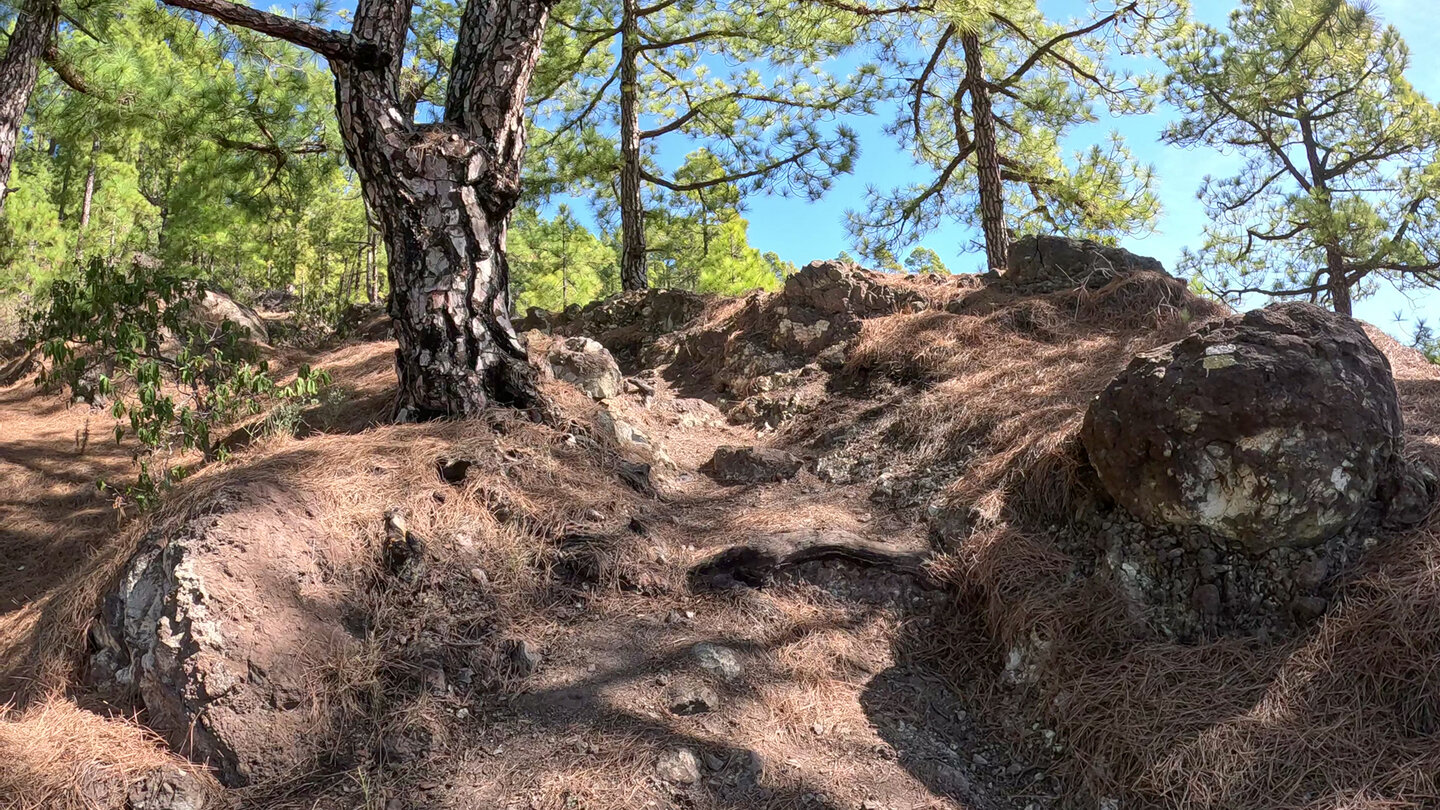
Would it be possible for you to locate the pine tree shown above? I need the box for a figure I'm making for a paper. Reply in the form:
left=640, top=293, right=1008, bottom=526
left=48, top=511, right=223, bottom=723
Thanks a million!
left=145, top=0, right=557, bottom=418
left=851, top=0, right=1180, bottom=270
left=1164, top=0, right=1440, bottom=316
left=0, top=0, right=60, bottom=214
left=509, top=204, right=615, bottom=312
left=530, top=0, right=874, bottom=290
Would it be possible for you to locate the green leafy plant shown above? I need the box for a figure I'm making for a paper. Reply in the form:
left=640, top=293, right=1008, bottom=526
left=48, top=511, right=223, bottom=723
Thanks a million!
left=31, top=257, right=329, bottom=504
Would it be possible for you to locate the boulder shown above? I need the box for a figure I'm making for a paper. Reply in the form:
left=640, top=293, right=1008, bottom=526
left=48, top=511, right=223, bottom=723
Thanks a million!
left=89, top=483, right=359, bottom=786
left=702, top=445, right=804, bottom=484
left=194, top=286, right=270, bottom=344
left=1004, top=235, right=1166, bottom=291
left=548, top=336, right=623, bottom=400
left=770, top=260, right=924, bottom=354
left=1081, top=302, right=1427, bottom=551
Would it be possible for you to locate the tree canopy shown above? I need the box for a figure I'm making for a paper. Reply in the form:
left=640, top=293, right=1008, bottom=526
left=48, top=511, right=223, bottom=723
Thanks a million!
left=1165, top=0, right=1440, bottom=315
left=2, top=0, right=1439, bottom=399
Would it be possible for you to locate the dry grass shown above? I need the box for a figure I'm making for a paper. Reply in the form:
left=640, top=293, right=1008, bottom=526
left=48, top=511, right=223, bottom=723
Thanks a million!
left=829, top=271, right=1226, bottom=526
left=0, top=698, right=220, bottom=810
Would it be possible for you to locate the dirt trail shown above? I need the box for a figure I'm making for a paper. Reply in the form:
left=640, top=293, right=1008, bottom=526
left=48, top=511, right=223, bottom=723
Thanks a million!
left=0, top=377, right=139, bottom=693
left=0, top=336, right=1061, bottom=810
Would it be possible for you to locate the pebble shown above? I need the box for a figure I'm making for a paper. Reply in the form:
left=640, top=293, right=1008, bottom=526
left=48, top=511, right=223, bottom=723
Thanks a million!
left=691, top=642, right=743, bottom=681
left=668, top=684, right=719, bottom=715
left=656, top=748, right=701, bottom=784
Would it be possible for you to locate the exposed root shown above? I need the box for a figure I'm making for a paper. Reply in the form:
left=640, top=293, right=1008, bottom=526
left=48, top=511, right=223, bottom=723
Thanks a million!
left=688, top=529, right=935, bottom=591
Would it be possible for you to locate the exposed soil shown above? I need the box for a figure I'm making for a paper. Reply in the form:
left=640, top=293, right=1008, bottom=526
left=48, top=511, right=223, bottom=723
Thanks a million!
left=2, top=265, right=1438, bottom=810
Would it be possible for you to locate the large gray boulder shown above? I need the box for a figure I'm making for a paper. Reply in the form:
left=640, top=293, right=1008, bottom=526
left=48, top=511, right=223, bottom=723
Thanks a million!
left=1081, top=302, right=1429, bottom=551
left=89, top=484, right=358, bottom=786
left=1004, top=235, right=1166, bottom=290
left=194, top=287, right=270, bottom=344
left=548, top=336, right=623, bottom=400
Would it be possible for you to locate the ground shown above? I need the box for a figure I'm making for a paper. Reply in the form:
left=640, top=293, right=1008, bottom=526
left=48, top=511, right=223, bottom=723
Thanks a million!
left=1, top=265, right=1438, bottom=810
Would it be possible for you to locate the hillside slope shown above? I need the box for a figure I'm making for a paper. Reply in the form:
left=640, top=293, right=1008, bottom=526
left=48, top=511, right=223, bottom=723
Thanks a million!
left=0, top=256, right=1436, bottom=810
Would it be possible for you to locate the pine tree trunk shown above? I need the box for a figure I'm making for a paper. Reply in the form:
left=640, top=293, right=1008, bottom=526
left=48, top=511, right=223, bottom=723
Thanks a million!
left=366, top=228, right=378, bottom=303
left=961, top=32, right=1009, bottom=272
left=618, top=0, right=647, bottom=291
left=1326, top=246, right=1353, bottom=316
left=0, top=0, right=59, bottom=215
left=331, top=0, right=552, bottom=419
left=75, top=139, right=99, bottom=260
left=159, top=0, right=554, bottom=418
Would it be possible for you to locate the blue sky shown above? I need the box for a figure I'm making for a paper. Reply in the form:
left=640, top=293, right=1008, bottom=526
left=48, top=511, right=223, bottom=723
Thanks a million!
left=722, top=0, right=1440, bottom=339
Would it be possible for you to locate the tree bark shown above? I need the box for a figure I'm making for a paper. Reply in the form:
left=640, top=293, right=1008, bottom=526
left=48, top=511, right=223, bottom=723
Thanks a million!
left=366, top=227, right=378, bottom=304
left=75, top=138, right=99, bottom=260
left=617, top=0, right=647, bottom=291
left=163, top=0, right=555, bottom=419
left=1326, top=250, right=1353, bottom=316
left=1298, top=111, right=1353, bottom=317
left=0, top=0, right=60, bottom=215
left=961, top=31, right=1009, bottom=273
left=335, top=0, right=553, bottom=419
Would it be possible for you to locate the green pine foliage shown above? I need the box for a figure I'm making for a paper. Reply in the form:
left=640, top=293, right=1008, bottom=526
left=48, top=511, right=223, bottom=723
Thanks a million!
left=1, top=0, right=376, bottom=314
left=849, top=0, right=1182, bottom=265
left=1164, top=0, right=1440, bottom=314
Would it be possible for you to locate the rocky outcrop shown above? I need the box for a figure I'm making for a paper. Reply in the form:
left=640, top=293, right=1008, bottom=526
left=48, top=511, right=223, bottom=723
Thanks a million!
left=702, top=446, right=804, bottom=484
left=1082, top=302, right=1430, bottom=551
left=547, top=336, right=623, bottom=400
left=1004, top=235, right=1167, bottom=292
left=515, top=288, right=707, bottom=365
left=89, top=484, right=359, bottom=786
left=770, top=259, right=926, bottom=354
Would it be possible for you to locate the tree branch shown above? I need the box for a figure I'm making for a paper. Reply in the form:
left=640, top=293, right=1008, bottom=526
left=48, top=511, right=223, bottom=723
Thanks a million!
left=994, top=3, right=1134, bottom=88
left=159, top=0, right=379, bottom=66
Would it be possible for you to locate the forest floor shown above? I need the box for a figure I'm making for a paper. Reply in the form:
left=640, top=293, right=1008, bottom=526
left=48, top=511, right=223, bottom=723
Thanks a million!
left=0, top=328, right=1061, bottom=810
left=2, top=264, right=1439, bottom=810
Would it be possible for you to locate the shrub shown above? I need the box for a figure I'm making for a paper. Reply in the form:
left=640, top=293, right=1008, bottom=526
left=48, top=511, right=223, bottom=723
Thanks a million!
left=30, top=258, right=328, bottom=504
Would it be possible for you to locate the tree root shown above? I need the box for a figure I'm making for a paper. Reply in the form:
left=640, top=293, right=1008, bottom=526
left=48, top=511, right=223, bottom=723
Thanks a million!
left=688, top=529, right=935, bottom=591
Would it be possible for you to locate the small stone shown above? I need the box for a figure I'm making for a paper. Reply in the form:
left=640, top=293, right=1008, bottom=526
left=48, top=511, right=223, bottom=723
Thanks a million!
left=1293, top=559, right=1328, bottom=591
left=1290, top=595, right=1329, bottom=622
left=668, top=685, right=719, bottom=716
left=701, top=750, right=726, bottom=772
left=469, top=567, right=489, bottom=585
left=691, top=642, right=743, bottom=681
left=1190, top=583, right=1222, bottom=615
left=656, top=748, right=702, bottom=784
left=506, top=639, right=540, bottom=676
left=456, top=707, right=470, bottom=720
left=420, top=663, right=446, bottom=695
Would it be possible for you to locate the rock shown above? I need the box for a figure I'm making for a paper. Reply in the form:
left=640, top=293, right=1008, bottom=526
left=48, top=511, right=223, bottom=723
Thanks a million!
left=1289, top=595, right=1329, bottom=622
left=1190, top=584, right=1221, bottom=615
left=1381, top=461, right=1438, bottom=528
left=506, top=639, right=541, bottom=676
left=1293, top=559, right=1328, bottom=591
left=549, top=336, right=623, bottom=400
left=656, top=748, right=702, bottom=784
left=1004, top=235, right=1166, bottom=289
left=701, top=446, right=804, bottom=485
left=770, top=259, right=924, bottom=354
left=1082, top=303, right=1417, bottom=551
left=87, top=484, right=361, bottom=787
left=595, top=406, right=651, bottom=448
left=125, top=766, right=213, bottom=810
left=691, top=642, right=743, bottom=681
left=668, top=684, right=720, bottom=715
left=194, top=285, right=270, bottom=343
